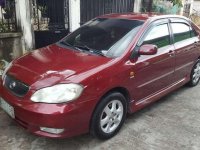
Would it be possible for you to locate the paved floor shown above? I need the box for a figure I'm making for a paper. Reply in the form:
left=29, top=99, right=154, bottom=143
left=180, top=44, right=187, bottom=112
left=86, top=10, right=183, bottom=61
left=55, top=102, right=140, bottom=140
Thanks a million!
left=0, top=85, right=200, bottom=150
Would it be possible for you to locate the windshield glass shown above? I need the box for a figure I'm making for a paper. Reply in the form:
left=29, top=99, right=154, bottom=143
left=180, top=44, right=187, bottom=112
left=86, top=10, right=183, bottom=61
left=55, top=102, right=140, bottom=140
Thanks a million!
left=61, top=18, right=144, bottom=57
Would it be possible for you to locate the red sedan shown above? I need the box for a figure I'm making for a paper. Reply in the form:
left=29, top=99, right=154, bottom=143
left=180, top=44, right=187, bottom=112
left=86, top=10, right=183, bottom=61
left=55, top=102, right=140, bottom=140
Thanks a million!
left=1, top=13, right=200, bottom=139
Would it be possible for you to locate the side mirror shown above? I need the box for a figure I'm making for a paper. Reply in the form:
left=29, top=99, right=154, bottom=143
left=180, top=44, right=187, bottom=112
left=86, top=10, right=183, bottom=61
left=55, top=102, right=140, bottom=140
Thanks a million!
left=138, top=44, right=158, bottom=55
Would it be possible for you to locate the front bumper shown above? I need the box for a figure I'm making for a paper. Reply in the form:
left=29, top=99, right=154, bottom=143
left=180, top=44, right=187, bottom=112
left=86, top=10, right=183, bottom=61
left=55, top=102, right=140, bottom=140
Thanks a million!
left=0, top=80, right=96, bottom=138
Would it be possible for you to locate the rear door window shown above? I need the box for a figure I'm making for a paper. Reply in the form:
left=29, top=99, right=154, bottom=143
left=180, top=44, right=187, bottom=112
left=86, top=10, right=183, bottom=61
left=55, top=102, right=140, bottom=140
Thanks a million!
left=171, top=23, right=191, bottom=42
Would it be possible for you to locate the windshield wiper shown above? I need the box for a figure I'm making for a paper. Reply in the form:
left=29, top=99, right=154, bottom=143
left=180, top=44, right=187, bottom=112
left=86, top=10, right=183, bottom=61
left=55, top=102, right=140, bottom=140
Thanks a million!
left=74, top=44, right=105, bottom=57
left=74, top=44, right=91, bottom=51
left=60, top=41, right=79, bottom=50
left=90, top=49, right=105, bottom=56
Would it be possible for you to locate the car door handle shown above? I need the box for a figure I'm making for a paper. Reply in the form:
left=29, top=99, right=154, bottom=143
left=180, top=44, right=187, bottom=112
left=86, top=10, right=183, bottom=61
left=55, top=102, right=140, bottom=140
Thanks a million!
left=194, top=41, right=199, bottom=47
left=168, top=50, right=175, bottom=57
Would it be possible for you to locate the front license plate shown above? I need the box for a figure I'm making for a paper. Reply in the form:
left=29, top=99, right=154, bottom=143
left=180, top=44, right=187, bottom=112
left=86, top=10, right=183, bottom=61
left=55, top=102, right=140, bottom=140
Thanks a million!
left=0, top=98, right=15, bottom=119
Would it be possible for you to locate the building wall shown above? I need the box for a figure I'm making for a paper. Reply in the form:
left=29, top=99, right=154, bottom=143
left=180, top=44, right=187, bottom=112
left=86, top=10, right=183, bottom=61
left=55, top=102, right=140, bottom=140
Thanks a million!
left=69, top=0, right=80, bottom=32
left=0, top=33, right=23, bottom=62
left=134, top=0, right=142, bottom=12
left=0, top=33, right=23, bottom=74
left=0, top=6, right=2, bottom=19
left=193, top=0, right=200, bottom=11
left=15, top=0, right=34, bottom=51
left=0, top=0, right=24, bottom=68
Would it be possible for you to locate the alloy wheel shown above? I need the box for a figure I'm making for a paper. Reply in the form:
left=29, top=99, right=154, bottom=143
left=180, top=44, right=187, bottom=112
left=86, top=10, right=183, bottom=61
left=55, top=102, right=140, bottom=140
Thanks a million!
left=100, top=100, right=124, bottom=134
left=192, top=62, right=200, bottom=84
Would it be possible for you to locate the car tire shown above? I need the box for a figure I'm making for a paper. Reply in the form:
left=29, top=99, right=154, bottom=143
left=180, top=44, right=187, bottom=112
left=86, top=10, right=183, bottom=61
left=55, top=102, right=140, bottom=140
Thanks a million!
left=188, top=60, right=200, bottom=87
left=90, top=92, right=127, bottom=140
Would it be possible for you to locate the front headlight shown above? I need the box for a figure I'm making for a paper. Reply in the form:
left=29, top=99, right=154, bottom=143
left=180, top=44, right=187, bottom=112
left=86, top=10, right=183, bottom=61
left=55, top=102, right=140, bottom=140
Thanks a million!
left=31, top=84, right=83, bottom=103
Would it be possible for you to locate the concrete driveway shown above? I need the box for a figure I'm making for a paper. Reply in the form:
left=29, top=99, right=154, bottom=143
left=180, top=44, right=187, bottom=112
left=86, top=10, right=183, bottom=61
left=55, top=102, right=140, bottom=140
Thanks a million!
left=0, top=85, right=200, bottom=150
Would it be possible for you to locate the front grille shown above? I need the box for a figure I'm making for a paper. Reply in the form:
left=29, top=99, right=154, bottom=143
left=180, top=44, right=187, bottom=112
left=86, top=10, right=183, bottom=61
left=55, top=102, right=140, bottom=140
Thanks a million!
left=4, top=75, right=29, bottom=97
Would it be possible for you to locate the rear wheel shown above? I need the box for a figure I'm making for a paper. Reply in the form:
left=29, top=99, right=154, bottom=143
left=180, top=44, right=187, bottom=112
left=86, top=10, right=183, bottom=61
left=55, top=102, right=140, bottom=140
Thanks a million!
left=90, top=92, right=127, bottom=139
left=188, top=60, right=200, bottom=87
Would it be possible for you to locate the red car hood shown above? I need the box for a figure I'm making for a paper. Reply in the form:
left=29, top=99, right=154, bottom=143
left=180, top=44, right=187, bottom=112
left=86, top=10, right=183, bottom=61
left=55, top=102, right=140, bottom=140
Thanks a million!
left=8, top=44, right=111, bottom=89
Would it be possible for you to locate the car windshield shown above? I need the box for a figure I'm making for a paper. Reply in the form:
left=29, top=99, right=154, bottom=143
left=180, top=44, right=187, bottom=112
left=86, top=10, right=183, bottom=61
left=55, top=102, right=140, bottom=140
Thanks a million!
left=60, top=18, right=144, bottom=57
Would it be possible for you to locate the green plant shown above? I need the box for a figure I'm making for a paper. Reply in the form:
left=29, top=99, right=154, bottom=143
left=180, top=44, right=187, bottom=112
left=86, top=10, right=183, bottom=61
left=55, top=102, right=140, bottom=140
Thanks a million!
left=141, top=0, right=183, bottom=13
left=0, top=21, right=8, bottom=32
left=169, top=0, right=183, bottom=7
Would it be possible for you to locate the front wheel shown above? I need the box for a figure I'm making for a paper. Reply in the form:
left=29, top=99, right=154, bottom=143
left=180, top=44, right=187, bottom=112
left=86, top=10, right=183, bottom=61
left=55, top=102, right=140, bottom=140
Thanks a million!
left=90, top=92, right=127, bottom=140
left=188, top=60, right=200, bottom=87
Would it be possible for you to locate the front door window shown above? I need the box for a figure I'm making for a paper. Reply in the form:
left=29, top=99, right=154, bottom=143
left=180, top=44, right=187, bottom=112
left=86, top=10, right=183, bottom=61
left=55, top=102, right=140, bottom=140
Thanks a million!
left=142, top=24, right=170, bottom=48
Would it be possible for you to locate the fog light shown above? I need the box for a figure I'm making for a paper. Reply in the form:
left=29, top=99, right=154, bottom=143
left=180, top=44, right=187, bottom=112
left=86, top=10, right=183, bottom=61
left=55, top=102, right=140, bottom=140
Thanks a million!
left=40, top=127, right=64, bottom=134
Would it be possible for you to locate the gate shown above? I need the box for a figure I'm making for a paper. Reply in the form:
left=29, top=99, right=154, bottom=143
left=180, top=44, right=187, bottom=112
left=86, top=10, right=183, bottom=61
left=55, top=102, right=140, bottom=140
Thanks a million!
left=80, top=0, right=135, bottom=25
left=32, top=0, right=69, bottom=49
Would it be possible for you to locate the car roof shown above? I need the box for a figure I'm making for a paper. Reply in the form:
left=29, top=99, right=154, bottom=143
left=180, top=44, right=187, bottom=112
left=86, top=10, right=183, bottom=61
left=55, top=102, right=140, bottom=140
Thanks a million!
left=99, top=13, right=189, bottom=22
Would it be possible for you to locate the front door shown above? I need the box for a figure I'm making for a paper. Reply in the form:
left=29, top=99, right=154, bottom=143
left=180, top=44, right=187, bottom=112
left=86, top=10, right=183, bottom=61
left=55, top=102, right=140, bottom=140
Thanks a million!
left=132, top=20, right=175, bottom=103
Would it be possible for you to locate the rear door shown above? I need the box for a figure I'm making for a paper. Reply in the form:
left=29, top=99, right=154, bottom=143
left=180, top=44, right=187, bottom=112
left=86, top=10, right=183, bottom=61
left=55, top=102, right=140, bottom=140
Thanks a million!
left=170, top=18, right=200, bottom=81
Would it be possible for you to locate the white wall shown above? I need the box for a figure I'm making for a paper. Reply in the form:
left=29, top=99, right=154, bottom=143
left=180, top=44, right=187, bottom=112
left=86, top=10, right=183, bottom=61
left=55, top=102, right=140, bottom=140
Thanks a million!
left=134, top=0, right=142, bottom=12
left=69, top=0, right=80, bottom=32
left=15, top=0, right=34, bottom=51
left=193, top=0, right=200, bottom=11
left=181, top=0, right=194, bottom=16
left=0, top=6, right=2, bottom=19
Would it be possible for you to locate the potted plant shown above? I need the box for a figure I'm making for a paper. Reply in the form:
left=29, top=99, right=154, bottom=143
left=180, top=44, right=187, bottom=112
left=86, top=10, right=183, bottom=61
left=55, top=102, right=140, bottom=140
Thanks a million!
left=0, top=21, right=8, bottom=32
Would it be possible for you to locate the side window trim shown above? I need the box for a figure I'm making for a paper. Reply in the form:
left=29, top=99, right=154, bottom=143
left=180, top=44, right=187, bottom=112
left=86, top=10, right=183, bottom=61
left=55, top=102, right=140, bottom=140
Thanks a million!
left=169, top=18, right=191, bottom=26
left=169, top=20, right=195, bottom=44
left=190, top=26, right=198, bottom=37
left=168, top=21, right=174, bottom=45
left=137, top=19, right=171, bottom=47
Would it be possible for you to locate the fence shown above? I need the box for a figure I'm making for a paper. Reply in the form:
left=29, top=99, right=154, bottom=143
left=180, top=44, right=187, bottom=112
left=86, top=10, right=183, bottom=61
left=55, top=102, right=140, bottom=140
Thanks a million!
left=0, top=0, right=17, bottom=33
left=31, top=0, right=69, bottom=31
left=80, top=0, right=134, bottom=25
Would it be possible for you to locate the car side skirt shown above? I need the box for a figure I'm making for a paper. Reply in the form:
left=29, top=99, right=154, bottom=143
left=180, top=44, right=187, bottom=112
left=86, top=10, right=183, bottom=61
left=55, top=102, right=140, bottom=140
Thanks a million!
left=129, top=76, right=190, bottom=113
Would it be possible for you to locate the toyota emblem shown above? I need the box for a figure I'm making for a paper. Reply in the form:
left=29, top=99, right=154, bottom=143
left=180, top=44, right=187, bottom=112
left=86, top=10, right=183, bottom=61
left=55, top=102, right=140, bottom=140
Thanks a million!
left=9, top=81, right=16, bottom=89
